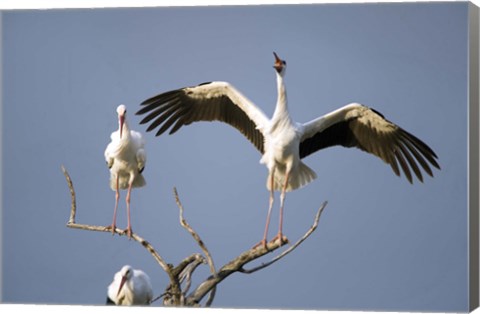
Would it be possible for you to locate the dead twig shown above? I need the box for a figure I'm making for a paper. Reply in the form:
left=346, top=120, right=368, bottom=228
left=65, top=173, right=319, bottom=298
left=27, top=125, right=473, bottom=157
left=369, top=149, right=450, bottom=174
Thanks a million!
left=161, top=253, right=206, bottom=306
left=174, top=187, right=217, bottom=306
left=171, top=253, right=206, bottom=279
left=62, top=165, right=328, bottom=307
left=184, top=236, right=288, bottom=306
left=61, top=165, right=76, bottom=224
left=184, top=201, right=328, bottom=306
left=61, top=165, right=183, bottom=305
left=239, top=201, right=328, bottom=273
left=177, top=255, right=206, bottom=295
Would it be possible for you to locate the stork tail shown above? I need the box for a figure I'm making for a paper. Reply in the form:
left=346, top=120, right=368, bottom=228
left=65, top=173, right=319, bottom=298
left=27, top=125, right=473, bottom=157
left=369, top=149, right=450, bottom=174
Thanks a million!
left=268, top=162, right=317, bottom=192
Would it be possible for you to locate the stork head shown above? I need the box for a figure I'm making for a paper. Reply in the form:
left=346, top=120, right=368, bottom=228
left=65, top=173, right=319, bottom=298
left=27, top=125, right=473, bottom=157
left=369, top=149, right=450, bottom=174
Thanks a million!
left=273, top=52, right=287, bottom=75
left=116, top=104, right=127, bottom=138
left=117, top=265, right=133, bottom=297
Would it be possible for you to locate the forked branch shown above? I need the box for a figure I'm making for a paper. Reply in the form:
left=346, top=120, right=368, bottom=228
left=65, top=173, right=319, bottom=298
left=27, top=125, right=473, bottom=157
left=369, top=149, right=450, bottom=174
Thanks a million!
left=174, top=187, right=218, bottom=306
left=239, top=201, right=327, bottom=274
left=62, top=165, right=328, bottom=307
left=61, top=165, right=183, bottom=304
left=184, top=201, right=327, bottom=306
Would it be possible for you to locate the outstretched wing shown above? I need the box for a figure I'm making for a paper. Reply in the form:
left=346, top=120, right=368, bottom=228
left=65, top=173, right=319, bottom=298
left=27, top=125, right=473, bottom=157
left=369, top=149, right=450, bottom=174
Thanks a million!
left=136, top=81, right=269, bottom=154
left=300, top=103, right=440, bottom=183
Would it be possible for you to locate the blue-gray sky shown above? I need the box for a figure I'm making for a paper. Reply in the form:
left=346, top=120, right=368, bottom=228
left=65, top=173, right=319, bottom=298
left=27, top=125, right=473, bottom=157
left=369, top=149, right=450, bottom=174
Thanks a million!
left=1, top=2, right=472, bottom=312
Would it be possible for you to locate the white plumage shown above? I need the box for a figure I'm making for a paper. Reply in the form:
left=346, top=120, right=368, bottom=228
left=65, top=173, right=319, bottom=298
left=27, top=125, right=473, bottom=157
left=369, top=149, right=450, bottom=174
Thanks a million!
left=105, top=104, right=146, bottom=238
left=136, top=52, right=439, bottom=248
left=107, top=265, right=153, bottom=306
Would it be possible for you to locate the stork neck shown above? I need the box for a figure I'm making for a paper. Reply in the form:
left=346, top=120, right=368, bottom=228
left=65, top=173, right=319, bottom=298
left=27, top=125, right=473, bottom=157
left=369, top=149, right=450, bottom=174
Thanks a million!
left=273, top=72, right=290, bottom=122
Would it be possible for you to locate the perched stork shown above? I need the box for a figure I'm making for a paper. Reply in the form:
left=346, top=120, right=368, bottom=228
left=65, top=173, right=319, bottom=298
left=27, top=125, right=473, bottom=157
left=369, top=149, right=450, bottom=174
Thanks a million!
left=105, top=104, right=146, bottom=239
left=106, top=265, right=153, bottom=306
left=136, top=52, right=440, bottom=248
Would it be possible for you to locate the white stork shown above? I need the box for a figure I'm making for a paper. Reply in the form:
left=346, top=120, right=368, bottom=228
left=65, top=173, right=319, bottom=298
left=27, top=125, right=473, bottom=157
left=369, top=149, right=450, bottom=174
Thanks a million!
left=106, top=265, right=153, bottom=305
left=105, top=104, right=146, bottom=239
left=136, top=52, right=440, bottom=248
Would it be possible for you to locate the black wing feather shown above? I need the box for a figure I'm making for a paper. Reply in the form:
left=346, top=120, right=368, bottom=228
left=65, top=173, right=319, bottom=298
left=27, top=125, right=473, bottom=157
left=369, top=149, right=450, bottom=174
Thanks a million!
left=137, top=85, right=265, bottom=153
left=300, top=110, right=440, bottom=183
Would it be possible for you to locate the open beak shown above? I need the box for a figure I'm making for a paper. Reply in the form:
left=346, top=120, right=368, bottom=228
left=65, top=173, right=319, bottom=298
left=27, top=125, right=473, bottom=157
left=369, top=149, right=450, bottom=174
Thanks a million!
left=118, top=114, right=125, bottom=139
left=273, top=52, right=282, bottom=63
left=117, top=275, right=127, bottom=297
left=273, top=52, right=284, bottom=72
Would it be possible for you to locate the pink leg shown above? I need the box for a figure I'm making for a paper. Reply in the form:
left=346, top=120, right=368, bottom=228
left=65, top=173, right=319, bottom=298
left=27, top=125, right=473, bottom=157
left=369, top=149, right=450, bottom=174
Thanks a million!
left=253, top=169, right=275, bottom=249
left=273, top=170, right=289, bottom=245
left=125, top=181, right=133, bottom=239
left=110, top=177, right=120, bottom=235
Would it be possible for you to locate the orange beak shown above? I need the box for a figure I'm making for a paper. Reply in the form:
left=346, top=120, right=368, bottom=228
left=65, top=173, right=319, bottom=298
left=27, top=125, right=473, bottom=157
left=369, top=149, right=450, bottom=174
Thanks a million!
left=273, top=52, right=284, bottom=72
left=119, top=114, right=125, bottom=139
left=273, top=52, right=282, bottom=63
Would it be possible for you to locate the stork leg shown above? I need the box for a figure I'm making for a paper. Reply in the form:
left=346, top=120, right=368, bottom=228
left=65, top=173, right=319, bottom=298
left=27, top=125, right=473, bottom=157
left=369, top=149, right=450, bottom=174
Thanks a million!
left=272, top=170, right=289, bottom=245
left=108, top=176, right=120, bottom=235
left=125, top=180, right=133, bottom=239
left=253, top=169, right=275, bottom=249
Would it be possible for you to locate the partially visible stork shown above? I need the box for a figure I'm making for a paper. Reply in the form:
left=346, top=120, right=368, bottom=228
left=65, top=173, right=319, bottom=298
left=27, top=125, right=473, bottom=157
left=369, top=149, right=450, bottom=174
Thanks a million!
left=136, top=52, right=440, bottom=248
left=106, top=265, right=153, bottom=305
left=105, top=104, right=146, bottom=239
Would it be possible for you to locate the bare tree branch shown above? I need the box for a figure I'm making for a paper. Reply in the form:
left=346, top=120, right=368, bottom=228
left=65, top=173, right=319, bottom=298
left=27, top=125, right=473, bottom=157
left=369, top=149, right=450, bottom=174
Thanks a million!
left=185, top=237, right=287, bottom=306
left=62, top=165, right=328, bottom=308
left=61, top=165, right=76, bottom=224
left=239, top=201, right=328, bottom=274
left=171, top=253, right=206, bottom=279
left=184, top=201, right=328, bottom=306
left=173, top=187, right=217, bottom=306
left=161, top=253, right=206, bottom=306
left=61, top=166, right=183, bottom=305
left=177, top=255, right=206, bottom=295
